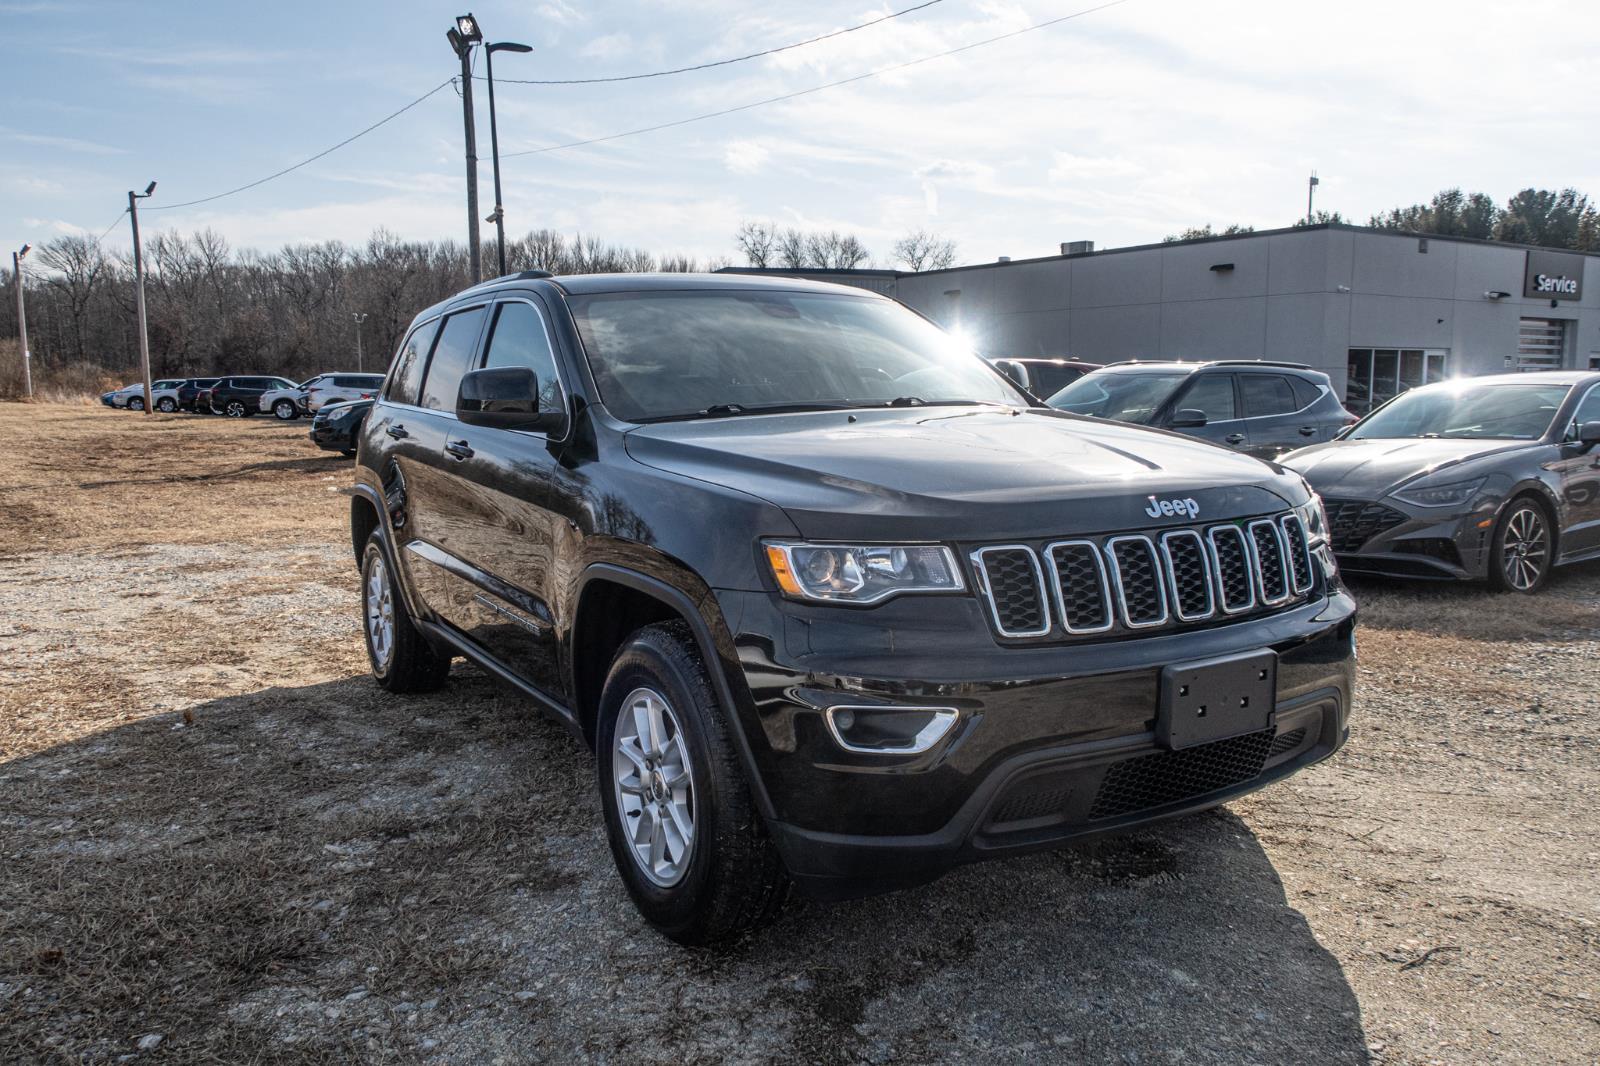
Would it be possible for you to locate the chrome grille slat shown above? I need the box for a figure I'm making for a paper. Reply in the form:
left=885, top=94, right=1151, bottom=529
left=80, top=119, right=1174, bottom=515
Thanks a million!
left=1105, top=536, right=1169, bottom=629
left=1044, top=540, right=1114, bottom=634
left=1160, top=530, right=1215, bottom=621
left=971, top=511, right=1315, bottom=640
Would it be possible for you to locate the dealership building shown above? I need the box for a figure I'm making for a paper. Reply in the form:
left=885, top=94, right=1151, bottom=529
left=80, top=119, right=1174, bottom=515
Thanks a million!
left=727, top=223, right=1599, bottom=413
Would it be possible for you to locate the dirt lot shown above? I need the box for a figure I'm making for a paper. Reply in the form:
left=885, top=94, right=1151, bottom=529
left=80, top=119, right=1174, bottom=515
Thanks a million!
left=2, top=401, right=1597, bottom=1064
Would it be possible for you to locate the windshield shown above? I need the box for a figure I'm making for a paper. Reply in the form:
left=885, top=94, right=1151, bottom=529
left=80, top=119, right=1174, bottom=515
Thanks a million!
left=565, top=289, right=1024, bottom=422
left=1046, top=370, right=1190, bottom=423
left=1351, top=382, right=1570, bottom=440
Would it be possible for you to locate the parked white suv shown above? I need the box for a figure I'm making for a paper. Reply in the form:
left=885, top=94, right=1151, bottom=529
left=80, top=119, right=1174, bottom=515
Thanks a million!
left=261, top=373, right=383, bottom=419
left=107, top=380, right=183, bottom=410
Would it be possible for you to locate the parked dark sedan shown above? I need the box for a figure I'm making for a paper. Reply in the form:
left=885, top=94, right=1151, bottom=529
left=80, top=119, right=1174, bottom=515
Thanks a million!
left=308, top=398, right=372, bottom=456
left=1046, top=360, right=1355, bottom=459
left=1281, top=371, right=1600, bottom=592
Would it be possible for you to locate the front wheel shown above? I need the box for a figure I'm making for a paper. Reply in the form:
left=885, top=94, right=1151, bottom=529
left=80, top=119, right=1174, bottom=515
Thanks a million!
left=596, top=621, right=789, bottom=945
left=273, top=399, right=299, bottom=420
left=156, top=397, right=177, bottom=412
left=224, top=400, right=249, bottom=418
left=1489, top=496, right=1553, bottom=593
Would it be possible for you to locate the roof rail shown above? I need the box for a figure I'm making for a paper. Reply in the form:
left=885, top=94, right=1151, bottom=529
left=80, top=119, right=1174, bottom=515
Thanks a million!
left=1100, top=358, right=1312, bottom=370
left=461, top=269, right=554, bottom=294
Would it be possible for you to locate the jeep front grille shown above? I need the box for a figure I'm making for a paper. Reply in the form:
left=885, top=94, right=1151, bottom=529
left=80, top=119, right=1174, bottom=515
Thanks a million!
left=971, top=511, right=1316, bottom=642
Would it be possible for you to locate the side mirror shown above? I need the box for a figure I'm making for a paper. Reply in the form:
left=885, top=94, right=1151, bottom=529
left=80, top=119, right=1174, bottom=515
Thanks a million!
left=457, top=367, right=564, bottom=433
left=993, top=359, right=1030, bottom=390
left=1579, top=420, right=1600, bottom=449
left=1169, top=408, right=1208, bottom=428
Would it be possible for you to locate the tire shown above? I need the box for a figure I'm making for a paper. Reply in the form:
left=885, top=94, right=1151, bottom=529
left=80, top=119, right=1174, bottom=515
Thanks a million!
left=596, top=621, right=789, bottom=945
left=273, top=399, right=299, bottom=420
left=360, top=536, right=450, bottom=692
left=156, top=397, right=177, bottom=412
left=224, top=400, right=249, bottom=418
left=1488, top=495, right=1554, bottom=594
left=127, top=396, right=144, bottom=411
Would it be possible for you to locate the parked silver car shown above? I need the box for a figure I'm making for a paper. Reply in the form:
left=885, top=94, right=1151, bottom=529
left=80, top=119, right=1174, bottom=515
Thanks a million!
left=1281, top=371, right=1600, bottom=592
left=303, top=373, right=384, bottom=414
left=106, top=380, right=183, bottom=410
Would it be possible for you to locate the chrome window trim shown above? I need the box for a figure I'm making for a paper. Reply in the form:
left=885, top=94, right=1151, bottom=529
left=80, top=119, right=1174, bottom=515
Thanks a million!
left=1207, top=525, right=1257, bottom=614
left=823, top=706, right=960, bottom=755
left=1042, top=539, right=1114, bottom=635
left=1103, top=534, right=1169, bottom=629
left=1278, top=514, right=1315, bottom=595
left=1159, top=529, right=1216, bottom=622
left=1247, top=519, right=1293, bottom=606
left=969, top=545, right=1052, bottom=639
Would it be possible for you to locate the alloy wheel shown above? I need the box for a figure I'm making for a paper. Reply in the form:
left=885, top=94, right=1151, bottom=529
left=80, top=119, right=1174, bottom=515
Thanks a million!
left=364, top=552, right=395, bottom=670
left=226, top=401, right=245, bottom=417
left=612, top=686, right=697, bottom=887
left=1501, top=505, right=1548, bottom=591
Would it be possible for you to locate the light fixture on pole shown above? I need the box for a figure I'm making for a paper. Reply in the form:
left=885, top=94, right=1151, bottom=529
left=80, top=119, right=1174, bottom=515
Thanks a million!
left=1306, top=170, right=1319, bottom=225
left=352, top=311, right=369, bottom=373
left=484, top=39, right=532, bottom=278
left=12, top=243, right=31, bottom=400
left=447, top=14, right=484, bottom=284
left=128, top=181, right=157, bottom=415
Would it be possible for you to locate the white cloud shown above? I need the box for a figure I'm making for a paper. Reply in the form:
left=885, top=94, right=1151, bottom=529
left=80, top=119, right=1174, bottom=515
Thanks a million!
left=579, top=33, right=634, bottom=60
left=723, top=140, right=770, bottom=174
left=1, top=126, right=125, bottom=155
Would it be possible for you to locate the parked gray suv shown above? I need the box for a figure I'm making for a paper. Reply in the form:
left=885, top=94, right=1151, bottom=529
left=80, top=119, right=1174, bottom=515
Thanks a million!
left=1046, top=361, right=1355, bottom=459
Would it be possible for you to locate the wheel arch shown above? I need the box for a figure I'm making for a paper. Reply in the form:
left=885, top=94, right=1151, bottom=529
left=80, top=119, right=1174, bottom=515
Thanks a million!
left=572, top=563, right=775, bottom=821
left=1501, top=478, right=1564, bottom=555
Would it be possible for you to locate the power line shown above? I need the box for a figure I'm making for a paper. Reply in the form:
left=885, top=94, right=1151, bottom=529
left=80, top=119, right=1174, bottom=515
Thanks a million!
left=488, top=0, right=945, bottom=86
left=144, top=78, right=455, bottom=212
left=501, top=0, right=1129, bottom=159
left=94, top=210, right=127, bottom=245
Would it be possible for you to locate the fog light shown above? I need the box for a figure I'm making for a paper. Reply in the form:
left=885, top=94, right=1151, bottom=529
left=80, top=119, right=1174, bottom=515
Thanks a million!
left=824, top=706, right=959, bottom=755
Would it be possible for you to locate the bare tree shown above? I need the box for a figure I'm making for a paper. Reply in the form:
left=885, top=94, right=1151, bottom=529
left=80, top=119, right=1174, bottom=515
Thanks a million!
left=735, top=221, right=777, bottom=267
left=35, top=235, right=110, bottom=363
left=892, top=230, right=958, bottom=271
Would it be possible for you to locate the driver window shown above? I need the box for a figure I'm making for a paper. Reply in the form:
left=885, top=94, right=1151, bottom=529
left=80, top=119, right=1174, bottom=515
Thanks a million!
left=1177, top=374, right=1237, bottom=422
left=482, top=301, right=564, bottom=414
left=1571, top=385, right=1600, bottom=438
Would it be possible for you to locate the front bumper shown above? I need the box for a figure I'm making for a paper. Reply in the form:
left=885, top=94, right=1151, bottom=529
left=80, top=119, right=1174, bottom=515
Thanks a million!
left=717, top=586, right=1357, bottom=900
left=308, top=421, right=355, bottom=451
left=1324, top=496, right=1497, bottom=581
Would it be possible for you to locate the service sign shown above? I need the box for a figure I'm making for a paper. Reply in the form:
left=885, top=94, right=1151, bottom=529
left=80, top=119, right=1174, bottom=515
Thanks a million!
left=1523, top=249, right=1586, bottom=301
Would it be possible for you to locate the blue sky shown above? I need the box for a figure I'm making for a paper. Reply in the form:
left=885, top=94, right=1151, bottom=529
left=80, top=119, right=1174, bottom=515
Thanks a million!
left=4, top=0, right=1599, bottom=268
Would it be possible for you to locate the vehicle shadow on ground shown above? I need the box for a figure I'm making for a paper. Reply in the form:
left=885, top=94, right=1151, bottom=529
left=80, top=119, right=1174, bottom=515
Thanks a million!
left=76, top=455, right=350, bottom=490
left=1345, top=562, right=1600, bottom=643
left=0, top=669, right=1368, bottom=1064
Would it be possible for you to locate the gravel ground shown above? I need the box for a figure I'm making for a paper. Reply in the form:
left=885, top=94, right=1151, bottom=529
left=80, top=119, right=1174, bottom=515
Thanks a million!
left=1, top=402, right=1597, bottom=1064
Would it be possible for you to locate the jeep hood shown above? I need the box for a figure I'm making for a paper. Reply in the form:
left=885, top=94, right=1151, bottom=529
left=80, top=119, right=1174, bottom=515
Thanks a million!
left=623, top=407, right=1303, bottom=540
left=1279, top=437, right=1532, bottom=498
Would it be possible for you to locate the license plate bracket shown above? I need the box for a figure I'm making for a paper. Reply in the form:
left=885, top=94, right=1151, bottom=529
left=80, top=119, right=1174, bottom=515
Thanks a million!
left=1158, top=650, right=1277, bottom=750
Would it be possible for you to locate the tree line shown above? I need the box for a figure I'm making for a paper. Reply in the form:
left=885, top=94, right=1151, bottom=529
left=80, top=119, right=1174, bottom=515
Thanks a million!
left=0, top=229, right=729, bottom=390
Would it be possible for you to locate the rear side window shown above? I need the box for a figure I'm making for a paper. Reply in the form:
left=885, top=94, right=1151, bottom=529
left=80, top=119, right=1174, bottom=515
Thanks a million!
left=1241, top=374, right=1298, bottom=417
left=1029, top=364, right=1083, bottom=396
left=1289, top=376, right=1322, bottom=410
left=419, top=308, right=488, bottom=412
left=482, top=301, right=563, bottom=414
left=1177, top=373, right=1237, bottom=421
left=387, top=319, right=442, bottom=407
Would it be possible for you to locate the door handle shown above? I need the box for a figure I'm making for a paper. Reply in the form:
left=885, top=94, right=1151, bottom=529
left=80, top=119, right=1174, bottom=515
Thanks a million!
left=385, top=424, right=409, bottom=439
left=444, top=439, right=475, bottom=460
left=1298, top=426, right=1317, bottom=437
left=1224, top=433, right=1246, bottom=445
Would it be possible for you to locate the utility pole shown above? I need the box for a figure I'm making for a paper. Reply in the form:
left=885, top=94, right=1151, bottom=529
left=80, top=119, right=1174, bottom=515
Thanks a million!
left=484, top=39, right=533, bottom=277
left=1307, top=171, right=1319, bottom=225
left=12, top=244, right=30, bottom=399
left=448, top=15, right=484, bottom=285
left=128, top=182, right=157, bottom=414
left=352, top=312, right=368, bottom=372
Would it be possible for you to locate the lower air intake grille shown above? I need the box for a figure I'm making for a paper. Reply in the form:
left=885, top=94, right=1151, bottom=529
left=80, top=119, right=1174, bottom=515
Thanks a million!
left=1323, top=499, right=1407, bottom=554
left=1088, top=729, right=1276, bottom=820
left=1268, top=728, right=1307, bottom=757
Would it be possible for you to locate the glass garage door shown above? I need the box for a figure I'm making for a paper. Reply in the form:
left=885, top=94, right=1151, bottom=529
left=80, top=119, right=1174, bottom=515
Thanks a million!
left=1516, top=318, right=1568, bottom=371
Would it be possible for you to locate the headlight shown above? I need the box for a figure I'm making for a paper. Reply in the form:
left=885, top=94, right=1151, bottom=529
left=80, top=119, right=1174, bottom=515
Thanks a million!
left=1293, top=492, right=1330, bottom=546
left=763, top=541, right=964, bottom=604
left=1389, top=476, right=1486, bottom=508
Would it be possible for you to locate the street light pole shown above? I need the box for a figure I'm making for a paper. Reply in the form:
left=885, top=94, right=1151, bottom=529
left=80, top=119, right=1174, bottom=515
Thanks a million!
left=352, top=311, right=368, bottom=372
left=128, top=181, right=157, bottom=415
left=12, top=244, right=30, bottom=400
left=448, top=15, right=485, bottom=285
left=1307, top=170, right=1319, bottom=226
left=485, top=39, right=533, bottom=278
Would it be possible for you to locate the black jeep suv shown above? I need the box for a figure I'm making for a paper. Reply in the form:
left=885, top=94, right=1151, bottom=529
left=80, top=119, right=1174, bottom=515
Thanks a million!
left=351, top=272, right=1355, bottom=944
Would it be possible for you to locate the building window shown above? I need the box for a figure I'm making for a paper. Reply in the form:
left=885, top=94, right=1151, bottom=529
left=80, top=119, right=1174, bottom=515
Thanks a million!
left=1346, top=348, right=1448, bottom=414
